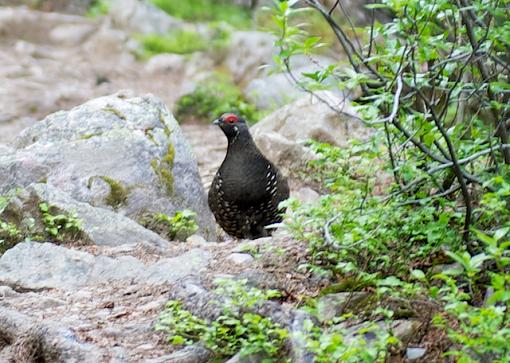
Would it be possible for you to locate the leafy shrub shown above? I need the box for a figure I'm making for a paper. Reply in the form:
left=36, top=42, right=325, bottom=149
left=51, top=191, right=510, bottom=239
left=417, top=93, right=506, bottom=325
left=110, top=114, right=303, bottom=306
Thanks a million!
left=0, top=221, right=23, bottom=255
left=176, top=73, right=262, bottom=123
left=140, top=30, right=208, bottom=56
left=433, top=228, right=510, bottom=362
left=150, top=0, right=252, bottom=28
left=39, top=203, right=83, bottom=241
left=156, top=279, right=288, bottom=359
left=140, top=22, right=231, bottom=58
left=86, top=0, right=110, bottom=17
left=272, top=0, right=510, bottom=359
left=151, top=210, right=198, bottom=241
left=284, top=140, right=463, bottom=284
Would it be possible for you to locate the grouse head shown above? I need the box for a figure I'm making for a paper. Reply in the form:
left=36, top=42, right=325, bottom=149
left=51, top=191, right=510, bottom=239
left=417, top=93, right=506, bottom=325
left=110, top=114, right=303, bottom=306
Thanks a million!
left=213, top=113, right=249, bottom=142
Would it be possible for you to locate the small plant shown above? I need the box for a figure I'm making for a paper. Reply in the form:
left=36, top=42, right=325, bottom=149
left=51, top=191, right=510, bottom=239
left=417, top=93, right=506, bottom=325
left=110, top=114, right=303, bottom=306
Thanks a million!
left=156, top=279, right=288, bottom=360
left=140, top=30, right=208, bottom=56
left=156, top=300, right=207, bottom=345
left=38, top=203, right=83, bottom=241
left=0, top=220, right=23, bottom=255
left=139, top=21, right=232, bottom=58
left=432, top=231, right=510, bottom=362
left=152, top=210, right=198, bottom=241
left=150, top=0, right=252, bottom=28
left=176, top=73, right=263, bottom=123
left=86, top=0, right=110, bottom=17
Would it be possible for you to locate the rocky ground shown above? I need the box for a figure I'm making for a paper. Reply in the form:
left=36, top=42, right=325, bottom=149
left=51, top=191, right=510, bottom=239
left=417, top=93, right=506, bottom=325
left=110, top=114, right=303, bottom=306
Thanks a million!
left=0, top=2, right=415, bottom=363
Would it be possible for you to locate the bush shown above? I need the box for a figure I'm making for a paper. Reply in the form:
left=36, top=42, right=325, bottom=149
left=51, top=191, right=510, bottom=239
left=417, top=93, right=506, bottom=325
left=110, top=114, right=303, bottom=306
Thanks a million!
left=140, top=30, right=208, bottom=56
left=156, top=279, right=288, bottom=359
left=273, top=0, right=510, bottom=360
left=175, top=73, right=263, bottom=123
left=150, top=0, right=252, bottom=28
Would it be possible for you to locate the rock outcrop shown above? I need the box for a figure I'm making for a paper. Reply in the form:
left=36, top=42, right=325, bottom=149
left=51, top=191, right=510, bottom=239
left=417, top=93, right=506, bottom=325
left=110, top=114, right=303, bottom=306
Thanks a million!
left=0, top=92, right=216, bottom=239
left=251, top=91, right=372, bottom=174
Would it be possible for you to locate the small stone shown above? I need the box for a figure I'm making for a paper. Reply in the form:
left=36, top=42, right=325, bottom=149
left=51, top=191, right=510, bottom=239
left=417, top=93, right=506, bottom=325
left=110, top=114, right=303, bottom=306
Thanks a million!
left=227, top=253, right=254, bottom=265
left=186, top=234, right=207, bottom=245
left=317, top=292, right=371, bottom=322
left=406, top=347, right=427, bottom=360
left=145, top=54, right=186, bottom=74
left=292, top=187, right=320, bottom=204
left=392, top=320, right=420, bottom=344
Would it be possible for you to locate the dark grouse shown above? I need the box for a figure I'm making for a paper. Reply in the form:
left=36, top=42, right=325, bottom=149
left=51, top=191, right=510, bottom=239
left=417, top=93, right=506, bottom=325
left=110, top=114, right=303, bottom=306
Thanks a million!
left=208, top=113, right=290, bottom=239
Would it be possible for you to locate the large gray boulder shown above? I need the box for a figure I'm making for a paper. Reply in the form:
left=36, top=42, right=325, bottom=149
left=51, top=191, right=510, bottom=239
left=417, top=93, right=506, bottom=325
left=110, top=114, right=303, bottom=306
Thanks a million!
left=223, top=31, right=276, bottom=82
left=0, top=92, right=216, bottom=239
left=251, top=91, right=372, bottom=174
left=244, top=56, right=345, bottom=110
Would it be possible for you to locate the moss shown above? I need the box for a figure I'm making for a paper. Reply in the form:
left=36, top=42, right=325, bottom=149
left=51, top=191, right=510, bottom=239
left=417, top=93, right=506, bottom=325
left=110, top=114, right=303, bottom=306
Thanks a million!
left=145, top=128, right=157, bottom=145
left=159, top=111, right=173, bottom=137
left=102, top=107, right=126, bottom=120
left=151, top=143, right=175, bottom=196
left=86, top=176, right=129, bottom=209
left=100, top=176, right=129, bottom=209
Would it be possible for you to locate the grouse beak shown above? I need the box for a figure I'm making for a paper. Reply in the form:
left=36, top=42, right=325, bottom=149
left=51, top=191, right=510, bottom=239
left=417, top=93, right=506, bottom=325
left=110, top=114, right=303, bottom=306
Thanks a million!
left=213, top=119, right=220, bottom=125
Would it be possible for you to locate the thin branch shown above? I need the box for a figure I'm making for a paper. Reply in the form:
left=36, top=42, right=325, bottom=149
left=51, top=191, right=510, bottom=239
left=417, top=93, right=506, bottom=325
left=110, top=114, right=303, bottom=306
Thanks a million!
left=367, top=74, right=403, bottom=125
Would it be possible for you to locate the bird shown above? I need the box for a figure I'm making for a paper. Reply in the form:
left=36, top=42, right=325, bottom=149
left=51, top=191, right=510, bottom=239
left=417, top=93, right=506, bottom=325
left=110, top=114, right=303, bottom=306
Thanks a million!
left=208, top=113, right=290, bottom=239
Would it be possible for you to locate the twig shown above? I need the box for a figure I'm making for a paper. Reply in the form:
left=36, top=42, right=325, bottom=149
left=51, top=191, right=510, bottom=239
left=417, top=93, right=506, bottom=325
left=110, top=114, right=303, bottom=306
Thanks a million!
left=367, top=74, right=403, bottom=125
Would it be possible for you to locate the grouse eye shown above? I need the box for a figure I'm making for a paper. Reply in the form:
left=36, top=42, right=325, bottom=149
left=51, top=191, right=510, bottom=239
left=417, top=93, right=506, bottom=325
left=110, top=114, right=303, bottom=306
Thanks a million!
left=224, top=114, right=238, bottom=124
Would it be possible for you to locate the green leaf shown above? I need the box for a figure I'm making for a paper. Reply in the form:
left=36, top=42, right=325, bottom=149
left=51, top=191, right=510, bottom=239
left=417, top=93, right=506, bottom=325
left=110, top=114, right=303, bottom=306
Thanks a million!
left=410, top=269, right=426, bottom=281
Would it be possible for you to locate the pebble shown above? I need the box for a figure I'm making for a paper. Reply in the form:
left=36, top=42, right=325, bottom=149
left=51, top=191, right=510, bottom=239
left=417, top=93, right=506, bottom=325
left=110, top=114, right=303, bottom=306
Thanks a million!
left=227, top=253, right=254, bottom=265
left=406, top=347, right=427, bottom=360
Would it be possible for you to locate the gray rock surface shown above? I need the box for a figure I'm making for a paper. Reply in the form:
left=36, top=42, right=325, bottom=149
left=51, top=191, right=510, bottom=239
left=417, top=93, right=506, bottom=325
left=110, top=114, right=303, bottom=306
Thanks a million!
left=223, top=31, right=276, bottom=82
left=0, top=307, right=103, bottom=362
left=0, top=92, right=215, bottom=239
left=227, top=253, right=255, bottom=265
left=2, top=183, right=169, bottom=247
left=316, top=292, right=371, bottom=322
left=251, top=91, right=372, bottom=174
left=406, top=347, right=427, bottom=360
left=244, top=56, right=346, bottom=110
left=0, top=241, right=211, bottom=290
left=343, top=319, right=420, bottom=345
left=109, top=0, right=183, bottom=35
left=144, top=345, right=213, bottom=363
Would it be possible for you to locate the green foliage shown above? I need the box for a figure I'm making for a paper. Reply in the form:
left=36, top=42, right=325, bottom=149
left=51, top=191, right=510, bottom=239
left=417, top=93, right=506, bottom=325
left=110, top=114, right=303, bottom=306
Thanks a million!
left=273, top=0, right=510, bottom=359
left=140, top=23, right=231, bottom=58
left=156, top=280, right=288, bottom=359
left=0, top=220, right=23, bottom=255
left=38, top=203, right=83, bottom=241
left=87, top=0, right=110, bottom=17
left=140, top=30, right=208, bottom=56
left=284, top=140, right=463, bottom=283
left=433, top=228, right=510, bottom=362
left=301, top=319, right=398, bottom=363
left=156, top=300, right=207, bottom=345
left=176, top=73, right=263, bottom=123
left=150, top=0, right=252, bottom=28
left=152, top=210, right=198, bottom=241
